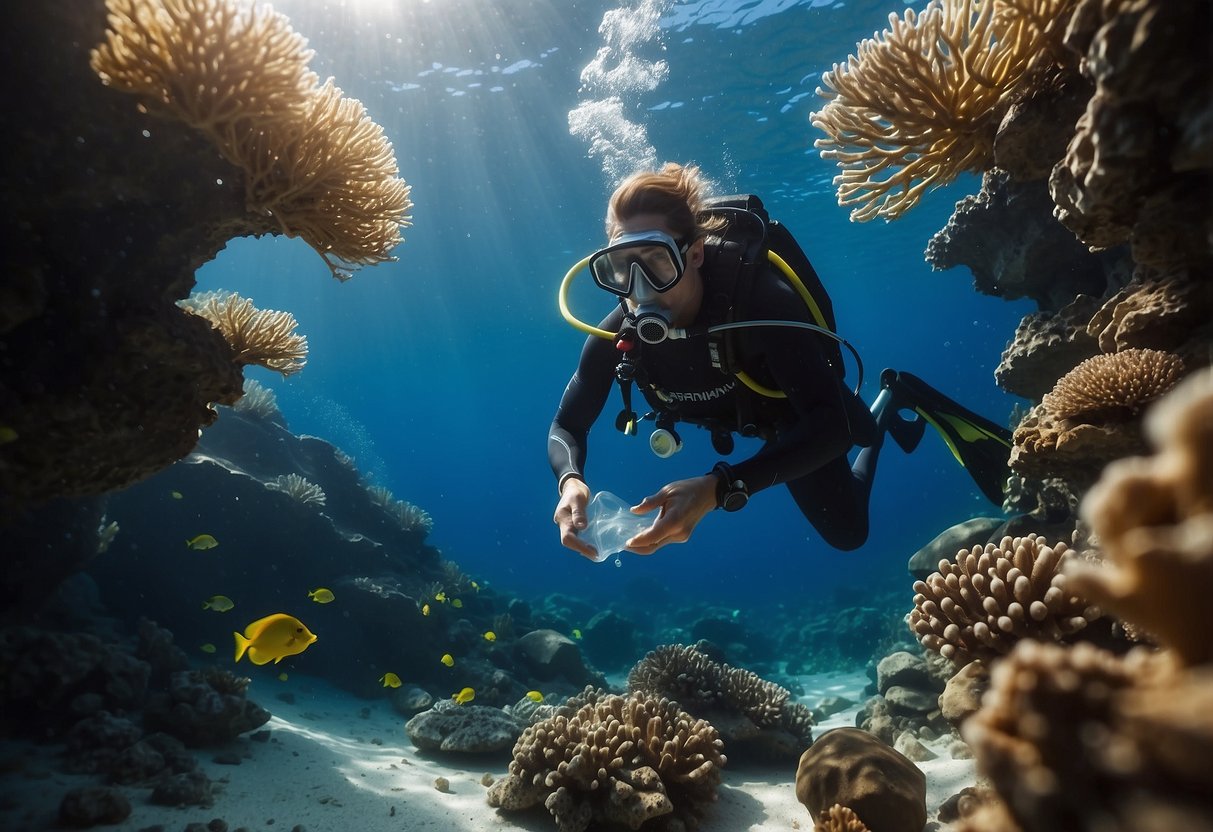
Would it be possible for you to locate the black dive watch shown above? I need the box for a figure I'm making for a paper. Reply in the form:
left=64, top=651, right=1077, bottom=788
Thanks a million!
left=711, top=462, right=749, bottom=512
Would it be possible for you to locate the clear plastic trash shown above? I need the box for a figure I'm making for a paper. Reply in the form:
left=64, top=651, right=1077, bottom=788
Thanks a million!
left=581, top=490, right=651, bottom=563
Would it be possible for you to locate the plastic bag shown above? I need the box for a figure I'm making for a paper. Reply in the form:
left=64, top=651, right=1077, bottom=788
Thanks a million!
left=581, top=491, right=651, bottom=563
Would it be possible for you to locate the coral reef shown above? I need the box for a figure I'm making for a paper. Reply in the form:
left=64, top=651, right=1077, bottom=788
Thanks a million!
left=1010, top=348, right=1187, bottom=484
left=994, top=294, right=1103, bottom=399
left=959, top=369, right=1213, bottom=831
left=232, top=379, right=285, bottom=423
left=143, top=668, right=271, bottom=747
left=925, top=170, right=1110, bottom=310
left=627, top=644, right=814, bottom=761
left=264, top=472, right=327, bottom=507
left=795, top=727, right=926, bottom=832
left=963, top=642, right=1213, bottom=831
left=0, top=0, right=408, bottom=517
left=1069, top=366, right=1213, bottom=666
left=811, top=0, right=1076, bottom=221
left=486, top=687, right=726, bottom=832
left=181, top=291, right=308, bottom=376
left=1049, top=0, right=1212, bottom=270
left=909, top=534, right=1100, bottom=668
left=90, top=0, right=413, bottom=278
left=815, top=804, right=870, bottom=832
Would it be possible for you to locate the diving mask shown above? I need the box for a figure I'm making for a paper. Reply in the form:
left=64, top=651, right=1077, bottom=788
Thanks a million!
left=589, top=230, right=688, bottom=298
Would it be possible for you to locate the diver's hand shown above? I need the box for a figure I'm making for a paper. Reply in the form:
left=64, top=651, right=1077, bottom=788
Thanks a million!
left=626, top=475, right=718, bottom=555
left=554, top=477, right=598, bottom=560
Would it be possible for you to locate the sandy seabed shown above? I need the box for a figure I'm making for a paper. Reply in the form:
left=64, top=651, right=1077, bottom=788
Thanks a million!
left=0, top=670, right=975, bottom=831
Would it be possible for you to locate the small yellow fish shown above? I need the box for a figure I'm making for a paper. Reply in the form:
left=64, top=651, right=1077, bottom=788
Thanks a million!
left=440, top=653, right=455, bottom=667
left=202, top=595, right=234, bottom=612
left=452, top=599, right=463, bottom=609
left=278, top=672, right=289, bottom=682
left=421, top=604, right=431, bottom=616
left=0, top=426, right=18, bottom=445
left=471, top=581, right=480, bottom=591
left=308, top=588, right=335, bottom=604
left=435, top=591, right=447, bottom=603
left=186, top=534, right=219, bottom=550
left=452, top=687, right=475, bottom=704
left=233, top=613, right=317, bottom=665
left=571, top=629, right=582, bottom=640
left=483, top=631, right=496, bottom=642
left=200, top=643, right=217, bottom=654
left=171, top=490, right=184, bottom=500
left=525, top=690, right=543, bottom=702
left=380, top=672, right=403, bottom=688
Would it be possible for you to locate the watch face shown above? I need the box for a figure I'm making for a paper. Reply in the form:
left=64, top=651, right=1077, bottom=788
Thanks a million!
left=723, top=488, right=748, bottom=512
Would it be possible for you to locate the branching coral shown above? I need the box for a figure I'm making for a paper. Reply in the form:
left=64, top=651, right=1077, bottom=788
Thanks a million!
left=816, top=804, right=870, bottom=832
left=909, top=534, right=1100, bottom=668
left=486, top=688, right=725, bottom=832
left=231, top=379, right=283, bottom=423
left=182, top=291, right=307, bottom=376
left=811, top=0, right=1078, bottom=221
left=91, top=0, right=412, bottom=279
left=264, top=473, right=326, bottom=507
left=627, top=645, right=814, bottom=759
left=1069, top=366, right=1213, bottom=667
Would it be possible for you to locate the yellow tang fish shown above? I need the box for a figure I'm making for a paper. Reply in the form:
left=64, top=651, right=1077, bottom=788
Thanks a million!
left=380, top=672, right=403, bottom=688
left=278, top=672, right=289, bottom=682
left=308, top=588, right=335, bottom=604
left=421, top=604, right=431, bottom=616
left=171, top=491, right=184, bottom=500
left=200, top=643, right=217, bottom=654
left=452, top=687, right=475, bottom=704
left=571, top=629, right=582, bottom=640
left=233, top=613, right=317, bottom=665
left=452, top=599, right=463, bottom=609
left=525, top=690, right=543, bottom=702
left=186, top=534, right=219, bottom=550
left=440, top=653, right=455, bottom=667
left=483, top=631, right=496, bottom=642
left=202, top=595, right=234, bottom=612
left=471, top=581, right=480, bottom=591
left=435, top=591, right=447, bottom=603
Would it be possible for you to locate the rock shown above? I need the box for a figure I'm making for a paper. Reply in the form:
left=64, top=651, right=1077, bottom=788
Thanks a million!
left=144, top=669, right=270, bottom=747
left=150, top=770, right=213, bottom=807
left=883, top=686, right=937, bottom=716
left=515, top=629, right=599, bottom=687
left=813, top=695, right=854, bottom=720
left=795, top=727, right=927, bottom=832
left=59, top=786, right=132, bottom=827
left=940, top=662, right=990, bottom=727
left=893, top=731, right=938, bottom=762
left=876, top=652, right=938, bottom=695
left=388, top=684, right=434, bottom=716
left=907, top=518, right=1006, bottom=581
left=405, top=701, right=523, bottom=754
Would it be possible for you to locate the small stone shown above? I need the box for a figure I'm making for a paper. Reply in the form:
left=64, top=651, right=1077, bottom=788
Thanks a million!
left=208, top=818, right=229, bottom=832
left=480, top=773, right=495, bottom=787
left=950, top=740, right=974, bottom=760
left=434, top=777, right=450, bottom=793
left=59, top=786, right=132, bottom=826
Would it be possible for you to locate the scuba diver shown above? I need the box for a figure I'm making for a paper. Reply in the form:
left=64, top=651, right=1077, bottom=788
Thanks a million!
left=548, top=162, right=1011, bottom=559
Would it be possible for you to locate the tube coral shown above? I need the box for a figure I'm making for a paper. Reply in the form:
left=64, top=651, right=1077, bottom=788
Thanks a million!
left=91, top=0, right=412, bottom=279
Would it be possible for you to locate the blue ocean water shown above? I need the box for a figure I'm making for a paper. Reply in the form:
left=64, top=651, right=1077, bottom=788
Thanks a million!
left=197, top=0, right=1032, bottom=612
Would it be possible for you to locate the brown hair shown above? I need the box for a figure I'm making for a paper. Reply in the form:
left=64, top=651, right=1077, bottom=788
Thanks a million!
left=605, top=162, right=727, bottom=243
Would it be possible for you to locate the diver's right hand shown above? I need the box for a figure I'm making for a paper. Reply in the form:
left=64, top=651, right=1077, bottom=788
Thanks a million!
left=554, top=477, right=597, bottom=560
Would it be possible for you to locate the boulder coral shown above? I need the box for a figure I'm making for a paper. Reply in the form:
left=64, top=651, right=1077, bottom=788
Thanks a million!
left=486, top=687, right=726, bottom=832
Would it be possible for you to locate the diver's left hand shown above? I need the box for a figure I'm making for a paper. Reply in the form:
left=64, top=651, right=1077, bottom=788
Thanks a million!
left=625, top=475, right=719, bottom=555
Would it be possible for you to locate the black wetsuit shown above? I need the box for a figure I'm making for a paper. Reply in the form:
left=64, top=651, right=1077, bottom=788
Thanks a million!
left=549, top=260, right=885, bottom=551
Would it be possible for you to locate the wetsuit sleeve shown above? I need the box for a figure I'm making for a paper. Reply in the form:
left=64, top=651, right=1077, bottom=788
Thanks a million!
left=548, top=308, right=625, bottom=491
left=725, top=273, right=864, bottom=493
